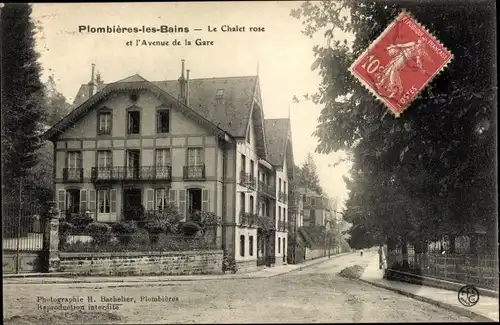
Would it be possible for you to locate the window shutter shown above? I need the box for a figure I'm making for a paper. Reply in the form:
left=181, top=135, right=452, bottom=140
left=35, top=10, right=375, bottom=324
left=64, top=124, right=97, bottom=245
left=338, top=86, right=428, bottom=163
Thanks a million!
left=146, top=189, right=155, bottom=211
left=179, top=189, right=186, bottom=221
left=108, top=113, right=113, bottom=135
left=169, top=189, right=177, bottom=207
left=202, top=189, right=209, bottom=212
left=80, top=189, right=87, bottom=213
left=58, top=190, right=66, bottom=213
left=110, top=189, right=117, bottom=213
left=89, top=189, right=96, bottom=214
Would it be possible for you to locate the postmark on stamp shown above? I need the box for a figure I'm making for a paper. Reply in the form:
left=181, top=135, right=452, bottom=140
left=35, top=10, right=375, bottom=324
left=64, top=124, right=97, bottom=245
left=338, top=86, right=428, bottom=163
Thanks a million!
left=349, top=11, right=453, bottom=117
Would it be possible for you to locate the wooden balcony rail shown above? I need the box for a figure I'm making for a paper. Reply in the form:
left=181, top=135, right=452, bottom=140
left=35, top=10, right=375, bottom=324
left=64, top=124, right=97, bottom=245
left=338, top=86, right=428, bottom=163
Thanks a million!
left=258, top=181, right=276, bottom=198
left=183, top=164, right=206, bottom=180
left=91, top=166, right=172, bottom=182
left=63, top=168, right=84, bottom=182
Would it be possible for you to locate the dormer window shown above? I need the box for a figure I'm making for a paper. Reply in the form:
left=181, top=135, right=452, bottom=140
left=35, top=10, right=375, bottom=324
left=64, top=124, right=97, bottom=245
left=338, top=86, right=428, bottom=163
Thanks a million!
left=98, top=112, right=111, bottom=135
left=216, top=89, right=224, bottom=98
left=127, top=111, right=140, bottom=134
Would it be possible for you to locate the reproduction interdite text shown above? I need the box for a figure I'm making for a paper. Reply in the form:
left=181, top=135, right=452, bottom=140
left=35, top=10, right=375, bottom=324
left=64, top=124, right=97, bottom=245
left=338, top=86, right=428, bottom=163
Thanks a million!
left=78, top=24, right=266, bottom=47
left=36, top=295, right=179, bottom=312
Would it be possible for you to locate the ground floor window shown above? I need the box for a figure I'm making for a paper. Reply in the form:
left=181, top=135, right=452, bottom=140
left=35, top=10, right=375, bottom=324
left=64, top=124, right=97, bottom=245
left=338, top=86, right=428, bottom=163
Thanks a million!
left=278, top=237, right=281, bottom=253
left=249, top=236, right=254, bottom=256
left=240, top=235, right=245, bottom=257
left=96, top=189, right=117, bottom=222
left=156, top=189, right=168, bottom=212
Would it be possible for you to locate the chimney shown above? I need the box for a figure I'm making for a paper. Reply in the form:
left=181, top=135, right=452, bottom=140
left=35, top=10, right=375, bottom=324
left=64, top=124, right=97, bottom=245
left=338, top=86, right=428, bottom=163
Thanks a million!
left=88, top=63, right=96, bottom=97
left=185, top=69, right=190, bottom=106
left=178, top=59, right=186, bottom=102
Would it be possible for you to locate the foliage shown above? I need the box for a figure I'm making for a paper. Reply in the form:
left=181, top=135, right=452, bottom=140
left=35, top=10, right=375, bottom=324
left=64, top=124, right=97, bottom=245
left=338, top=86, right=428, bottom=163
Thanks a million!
left=67, top=213, right=94, bottom=233
left=43, top=74, right=72, bottom=126
left=1, top=4, right=46, bottom=198
left=222, top=251, right=238, bottom=274
left=256, top=215, right=275, bottom=231
left=145, top=206, right=184, bottom=233
left=111, top=221, right=138, bottom=245
left=86, top=222, right=112, bottom=245
left=182, top=221, right=203, bottom=236
left=143, top=220, right=167, bottom=243
left=291, top=1, right=496, bottom=251
left=295, top=153, right=323, bottom=194
left=59, top=221, right=76, bottom=248
left=61, top=232, right=215, bottom=252
left=189, top=211, right=222, bottom=227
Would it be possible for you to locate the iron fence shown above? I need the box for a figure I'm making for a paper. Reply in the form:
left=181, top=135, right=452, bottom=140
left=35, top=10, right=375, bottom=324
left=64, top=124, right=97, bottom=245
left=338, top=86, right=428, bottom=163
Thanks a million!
left=2, top=202, right=45, bottom=273
left=386, top=246, right=499, bottom=290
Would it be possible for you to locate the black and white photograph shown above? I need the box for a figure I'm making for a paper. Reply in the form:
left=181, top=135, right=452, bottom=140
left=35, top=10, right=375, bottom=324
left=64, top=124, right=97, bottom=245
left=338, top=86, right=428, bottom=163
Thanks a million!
left=1, top=1, right=498, bottom=324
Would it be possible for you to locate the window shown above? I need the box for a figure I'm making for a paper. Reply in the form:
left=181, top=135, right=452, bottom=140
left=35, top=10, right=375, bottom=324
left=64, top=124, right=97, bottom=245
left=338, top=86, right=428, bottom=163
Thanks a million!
left=155, top=149, right=171, bottom=166
left=240, top=192, right=245, bottom=213
left=126, top=150, right=140, bottom=178
left=98, top=112, right=111, bottom=135
left=240, top=235, right=245, bottom=257
left=278, top=237, right=281, bottom=253
left=279, top=178, right=282, bottom=192
left=241, top=154, right=246, bottom=173
left=66, top=189, right=80, bottom=214
left=249, top=196, right=254, bottom=214
left=279, top=207, right=282, bottom=221
left=284, top=181, right=287, bottom=193
left=187, top=147, right=203, bottom=166
left=127, top=111, right=140, bottom=134
left=97, top=150, right=112, bottom=167
left=156, top=189, right=168, bottom=212
left=249, top=160, right=254, bottom=178
left=216, top=89, right=224, bottom=98
left=187, top=188, right=202, bottom=214
left=67, top=151, right=81, bottom=169
left=249, top=236, right=254, bottom=256
left=98, top=189, right=110, bottom=214
left=157, top=110, right=170, bottom=133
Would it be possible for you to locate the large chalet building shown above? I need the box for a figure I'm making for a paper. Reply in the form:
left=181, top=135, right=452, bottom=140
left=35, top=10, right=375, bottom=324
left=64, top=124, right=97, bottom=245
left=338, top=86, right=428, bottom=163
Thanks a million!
left=42, top=60, right=295, bottom=270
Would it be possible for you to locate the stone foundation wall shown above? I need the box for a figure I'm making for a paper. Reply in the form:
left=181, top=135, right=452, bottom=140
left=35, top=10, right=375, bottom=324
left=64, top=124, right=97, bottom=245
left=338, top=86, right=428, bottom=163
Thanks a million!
left=236, top=260, right=258, bottom=274
left=59, top=250, right=223, bottom=276
left=305, top=248, right=326, bottom=261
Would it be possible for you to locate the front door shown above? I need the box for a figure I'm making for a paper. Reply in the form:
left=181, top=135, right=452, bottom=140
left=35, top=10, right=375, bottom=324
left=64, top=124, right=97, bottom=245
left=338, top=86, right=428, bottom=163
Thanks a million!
left=123, top=188, right=142, bottom=221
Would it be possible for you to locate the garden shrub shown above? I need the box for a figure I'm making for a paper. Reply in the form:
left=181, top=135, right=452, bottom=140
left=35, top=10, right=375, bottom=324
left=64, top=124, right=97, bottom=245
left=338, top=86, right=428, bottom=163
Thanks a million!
left=111, top=221, right=137, bottom=245
left=182, top=221, right=202, bottom=236
left=87, top=222, right=112, bottom=245
left=59, top=221, right=76, bottom=248
left=144, top=220, right=167, bottom=244
left=68, top=213, right=94, bottom=233
left=145, top=205, right=184, bottom=234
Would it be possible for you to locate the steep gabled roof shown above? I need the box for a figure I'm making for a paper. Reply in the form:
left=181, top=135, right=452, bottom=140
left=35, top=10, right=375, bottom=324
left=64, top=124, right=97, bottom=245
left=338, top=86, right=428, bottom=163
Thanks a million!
left=70, top=75, right=257, bottom=138
left=263, top=118, right=290, bottom=166
left=43, top=76, right=232, bottom=141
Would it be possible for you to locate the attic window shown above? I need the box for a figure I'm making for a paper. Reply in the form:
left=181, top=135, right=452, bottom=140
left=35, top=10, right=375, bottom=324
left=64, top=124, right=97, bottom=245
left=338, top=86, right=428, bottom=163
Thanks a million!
left=215, top=89, right=224, bottom=98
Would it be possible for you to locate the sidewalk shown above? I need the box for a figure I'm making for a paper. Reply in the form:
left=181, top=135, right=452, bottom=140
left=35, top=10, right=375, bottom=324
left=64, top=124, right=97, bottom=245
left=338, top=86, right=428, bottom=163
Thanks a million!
left=3, top=252, right=352, bottom=286
left=359, top=255, right=499, bottom=322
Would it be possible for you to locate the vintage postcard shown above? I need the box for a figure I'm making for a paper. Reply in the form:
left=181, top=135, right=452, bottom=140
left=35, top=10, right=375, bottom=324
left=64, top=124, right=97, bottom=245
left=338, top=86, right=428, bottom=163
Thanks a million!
left=2, top=1, right=498, bottom=324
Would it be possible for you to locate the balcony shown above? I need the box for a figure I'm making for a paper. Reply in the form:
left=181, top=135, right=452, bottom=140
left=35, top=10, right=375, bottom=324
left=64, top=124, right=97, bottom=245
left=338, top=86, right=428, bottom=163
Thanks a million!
left=183, top=164, right=206, bottom=181
left=239, top=171, right=256, bottom=189
left=278, top=191, right=288, bottom=203
left=91, top=166, right=172, bottom=182
left=239, top=212, right=257, bottom=227
left=258, top=181, right=276, bottom=199
left=277, top=219, right=287, bottom=232
left=63, top=168, right=83, bottom=182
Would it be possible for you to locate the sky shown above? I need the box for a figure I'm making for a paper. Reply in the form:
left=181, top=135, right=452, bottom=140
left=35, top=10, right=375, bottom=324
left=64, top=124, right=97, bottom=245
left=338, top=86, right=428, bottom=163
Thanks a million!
left=32, top=2, right=353, bottom=208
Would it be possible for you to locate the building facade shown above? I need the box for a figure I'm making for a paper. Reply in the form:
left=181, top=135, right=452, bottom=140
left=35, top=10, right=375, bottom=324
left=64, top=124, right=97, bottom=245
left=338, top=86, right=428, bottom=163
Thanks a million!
left=42, top=61, right=295, bottom=271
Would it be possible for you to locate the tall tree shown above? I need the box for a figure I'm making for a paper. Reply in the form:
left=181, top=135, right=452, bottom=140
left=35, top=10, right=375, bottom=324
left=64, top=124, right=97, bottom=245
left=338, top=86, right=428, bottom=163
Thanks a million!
left=1, top=3, right=46, bottom=200
left=297, top=153, right=323, bottom=194
left=44, top=74, right=72, bottom=126
left=291, top=1, right=496, bottom=252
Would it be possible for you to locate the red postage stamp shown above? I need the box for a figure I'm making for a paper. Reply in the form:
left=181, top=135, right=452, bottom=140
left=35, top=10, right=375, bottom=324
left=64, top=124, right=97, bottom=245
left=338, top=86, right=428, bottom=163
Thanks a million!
left=349, top=11, right=453, bottom=117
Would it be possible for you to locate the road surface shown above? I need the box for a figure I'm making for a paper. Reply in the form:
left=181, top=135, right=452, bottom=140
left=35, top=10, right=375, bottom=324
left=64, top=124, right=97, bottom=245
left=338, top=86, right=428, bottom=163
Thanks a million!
left=3, top=252, right=473, bottom=324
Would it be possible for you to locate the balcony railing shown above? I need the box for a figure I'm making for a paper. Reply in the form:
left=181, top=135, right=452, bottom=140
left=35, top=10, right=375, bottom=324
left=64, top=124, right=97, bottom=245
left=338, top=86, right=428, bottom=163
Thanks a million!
left=183, top=164, right=206, bottom=180
left=277, top=219, right=287, bottom=232
left=239, top=171, right=256, bottom=189
left=278, top=191, right=288, bottom=203
left=91, top=166, right=172, bottom=182
left=63, top=168, right=84, bottom=182
left=239, top=212, right=257, bottom=227
left=258, top=181, right=276, bottom=198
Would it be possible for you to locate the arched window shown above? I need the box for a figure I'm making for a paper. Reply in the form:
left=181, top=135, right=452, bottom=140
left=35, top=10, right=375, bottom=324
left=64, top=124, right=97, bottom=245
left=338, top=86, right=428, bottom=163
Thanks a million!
left=240, top=235, right=245, bottom=257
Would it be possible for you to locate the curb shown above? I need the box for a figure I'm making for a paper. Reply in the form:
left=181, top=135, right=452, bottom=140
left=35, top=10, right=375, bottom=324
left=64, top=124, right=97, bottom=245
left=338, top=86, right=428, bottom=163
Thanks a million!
left=358, top=278, right=498, bottom=323
left=3, top=252, right=354, bottom=285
